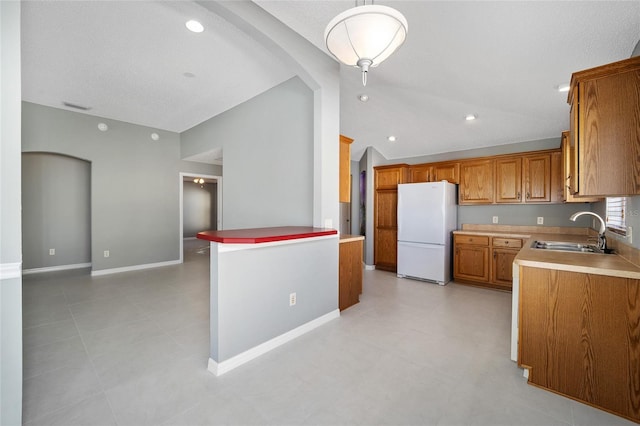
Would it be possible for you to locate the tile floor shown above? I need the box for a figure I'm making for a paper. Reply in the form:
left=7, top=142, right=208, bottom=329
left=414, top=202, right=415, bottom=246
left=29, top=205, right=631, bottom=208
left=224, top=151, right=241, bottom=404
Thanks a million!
left=21, top=240, right=634, bottom=426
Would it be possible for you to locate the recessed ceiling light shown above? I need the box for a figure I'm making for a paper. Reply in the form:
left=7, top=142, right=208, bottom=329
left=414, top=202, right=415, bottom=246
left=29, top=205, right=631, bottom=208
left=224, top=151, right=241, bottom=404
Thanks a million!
left=557, top=83, right=570, bottom=92
left=358, top=94, right=369, bottom=102
left=185, top=20, right=204, bottom=33
left=388, top=135, right=397, bottom=142
left=465, top=114, right=477, bottom=121
left=97, top=123, right=108, bottom=132
left=151, top=133, right=160, bottom=141
left=183, top=72, right=196, bottom=78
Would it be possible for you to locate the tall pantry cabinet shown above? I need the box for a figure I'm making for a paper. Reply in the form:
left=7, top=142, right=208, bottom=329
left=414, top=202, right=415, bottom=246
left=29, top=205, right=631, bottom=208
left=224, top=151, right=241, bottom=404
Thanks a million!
left=373, top=164, right=409, bottom=271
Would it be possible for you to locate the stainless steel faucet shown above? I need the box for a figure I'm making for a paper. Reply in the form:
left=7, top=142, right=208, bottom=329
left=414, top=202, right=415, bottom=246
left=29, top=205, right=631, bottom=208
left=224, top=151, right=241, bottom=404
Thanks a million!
left=569, top=211, right=607, bottom=250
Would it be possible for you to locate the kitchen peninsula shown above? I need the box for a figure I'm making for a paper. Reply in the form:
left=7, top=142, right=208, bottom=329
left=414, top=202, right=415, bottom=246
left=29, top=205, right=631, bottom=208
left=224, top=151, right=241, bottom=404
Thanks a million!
left=514, top=233, right=640, bottom=423
left=197, top=226, right=339, bottom=376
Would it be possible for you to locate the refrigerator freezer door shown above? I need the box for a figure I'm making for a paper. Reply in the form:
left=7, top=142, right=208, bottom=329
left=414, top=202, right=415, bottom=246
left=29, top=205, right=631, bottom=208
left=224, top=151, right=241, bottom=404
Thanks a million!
left=398, top=182, right=448, bottom=245
left=397, top=242, right=450, bottom=285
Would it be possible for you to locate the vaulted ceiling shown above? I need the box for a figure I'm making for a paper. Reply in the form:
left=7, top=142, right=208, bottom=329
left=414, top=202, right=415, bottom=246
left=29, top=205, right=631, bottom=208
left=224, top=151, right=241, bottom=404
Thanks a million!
left=21, top=1, right=640, bottom=162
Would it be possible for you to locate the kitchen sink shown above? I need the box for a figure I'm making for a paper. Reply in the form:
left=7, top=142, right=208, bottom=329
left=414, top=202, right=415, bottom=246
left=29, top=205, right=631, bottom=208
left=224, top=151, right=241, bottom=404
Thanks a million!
left=530, top=240, right=606, bottom=253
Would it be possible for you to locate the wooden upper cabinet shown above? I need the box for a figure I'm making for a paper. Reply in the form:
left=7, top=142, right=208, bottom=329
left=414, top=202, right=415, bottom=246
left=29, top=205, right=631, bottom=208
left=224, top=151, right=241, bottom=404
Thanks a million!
left=495, top=157, right=522, bottom=203
left=550, top=150, right=564, bottom=204
left=561, top=131, right=602, bottom=203
left=523, top=154, right=551, bottom=203
left=459, top=159, right=494, bottom=204
left=409, top=161, right=460, bottom=183
left=432, top=162, right=460, bottom=184
left=495, top=154, right=552, bottom=204
left=568, top=56, right=640, bottom=196
left=375, top=164, right=409, bottom=190
left=339, top=135, right=353, bottom=203
left=408, top=164, right=431, bottom=183
left=569, top=90, right=579, bottom=195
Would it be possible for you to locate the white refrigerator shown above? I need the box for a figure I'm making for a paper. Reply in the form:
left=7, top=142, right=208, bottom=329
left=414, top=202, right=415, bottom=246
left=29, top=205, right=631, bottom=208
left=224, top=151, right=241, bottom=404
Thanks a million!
left=397, top=181, right=457, bottom=285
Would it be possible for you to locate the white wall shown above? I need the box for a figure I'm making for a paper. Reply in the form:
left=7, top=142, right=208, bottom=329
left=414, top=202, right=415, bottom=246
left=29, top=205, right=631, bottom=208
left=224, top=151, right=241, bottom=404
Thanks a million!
left=21, top=102, right=220, bottom=273
left=0, top=2, right=23, bottom=424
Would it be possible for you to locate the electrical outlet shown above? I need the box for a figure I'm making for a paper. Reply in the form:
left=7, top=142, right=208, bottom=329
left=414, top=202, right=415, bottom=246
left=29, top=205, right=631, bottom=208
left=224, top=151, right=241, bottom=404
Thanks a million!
left=289, top=292, right=296, bottom=306
left=537, top=217, right=544, bottom=225
left=628, top=226, right=633, bottom=244
left=492, top=216, right=499, bottom=224
left=49, top=248, right=55, bottom=256
left=103, top=250, right=110, bottom=258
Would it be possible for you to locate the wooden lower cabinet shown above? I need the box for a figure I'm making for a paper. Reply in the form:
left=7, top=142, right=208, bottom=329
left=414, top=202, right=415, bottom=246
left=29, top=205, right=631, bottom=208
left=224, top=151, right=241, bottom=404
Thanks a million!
left=339, top=238, right=363, bottom=311
left=453, top=235, right=490, bottom=283
left=374, top=228, right=397, bottom=271
left=454, top=244, right=489, bottom=282
left=491, top=249, right=518, bottom=288
left=519, top=266, right=640, bottom=423
left=454, top=233, right=522, bottom=290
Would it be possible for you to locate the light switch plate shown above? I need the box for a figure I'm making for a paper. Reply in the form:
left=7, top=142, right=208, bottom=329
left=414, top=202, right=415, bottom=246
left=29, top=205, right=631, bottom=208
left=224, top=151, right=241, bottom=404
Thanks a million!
left=537, top=217, right=544, bottom=225
left=492, top=216, right=498, bottom=224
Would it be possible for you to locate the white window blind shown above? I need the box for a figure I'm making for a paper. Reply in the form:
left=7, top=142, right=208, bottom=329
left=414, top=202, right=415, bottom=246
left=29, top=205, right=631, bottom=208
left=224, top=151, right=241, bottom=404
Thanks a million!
left=606, top=197, right=627, bottom=235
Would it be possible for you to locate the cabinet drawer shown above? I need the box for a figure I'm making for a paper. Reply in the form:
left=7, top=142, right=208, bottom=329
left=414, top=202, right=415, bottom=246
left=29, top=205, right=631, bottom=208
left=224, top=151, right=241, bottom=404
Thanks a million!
left=492, top=237, right=523, bottom=249
left=454, top=235, right=489, bottom=246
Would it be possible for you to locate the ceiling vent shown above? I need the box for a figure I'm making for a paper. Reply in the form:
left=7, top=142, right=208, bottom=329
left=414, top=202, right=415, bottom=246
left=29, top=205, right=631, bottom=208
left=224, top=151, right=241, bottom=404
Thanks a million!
left=62, top=101, right=91, bottom=111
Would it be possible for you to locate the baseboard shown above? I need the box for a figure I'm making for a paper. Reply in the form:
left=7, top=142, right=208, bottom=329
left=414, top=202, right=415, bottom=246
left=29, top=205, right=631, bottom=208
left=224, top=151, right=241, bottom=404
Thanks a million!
left=208, top=309, right=340, bottom=376
left=364, top=264, right=375, bottom=271
left=23, top=263, right=91, bottom=275
left=91, top=259, right=181, bottom=276
left=1, top=262, right=22, bottom=280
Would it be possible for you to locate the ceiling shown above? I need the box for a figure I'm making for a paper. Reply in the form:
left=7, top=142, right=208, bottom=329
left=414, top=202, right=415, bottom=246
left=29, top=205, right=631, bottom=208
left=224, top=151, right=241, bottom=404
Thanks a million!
left=21, top=1, right=640, bottom=162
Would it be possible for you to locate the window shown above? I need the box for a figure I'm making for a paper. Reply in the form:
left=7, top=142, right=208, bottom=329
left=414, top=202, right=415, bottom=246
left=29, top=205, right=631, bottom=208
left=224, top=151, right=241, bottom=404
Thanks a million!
left=606, top=197, right=627, bottom=235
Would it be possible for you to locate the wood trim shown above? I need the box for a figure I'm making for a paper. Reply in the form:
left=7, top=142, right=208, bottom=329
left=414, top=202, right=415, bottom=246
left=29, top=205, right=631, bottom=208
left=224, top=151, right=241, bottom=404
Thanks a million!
left=568, top=55, right=640, bottom=101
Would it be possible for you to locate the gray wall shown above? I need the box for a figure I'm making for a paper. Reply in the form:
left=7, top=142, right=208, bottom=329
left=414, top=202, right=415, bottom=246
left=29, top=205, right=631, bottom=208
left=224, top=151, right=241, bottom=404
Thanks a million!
left=183, top=181, right=217, bottom=237
left=212, top=237, right=338, bottom=362
left=1, top=2, right=23, bottom=424
left=22, top=153, right=91, bottom=270
left=182, top=77, right=313, bottom=230
left=21, top=102, right=220, bottom=272
left=458, top=203, right=594, bottom=228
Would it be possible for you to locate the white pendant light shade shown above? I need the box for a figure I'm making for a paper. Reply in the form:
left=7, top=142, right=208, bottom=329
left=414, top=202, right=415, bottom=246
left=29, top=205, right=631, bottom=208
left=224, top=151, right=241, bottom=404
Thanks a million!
left=325, top=5, right=408, bottom=85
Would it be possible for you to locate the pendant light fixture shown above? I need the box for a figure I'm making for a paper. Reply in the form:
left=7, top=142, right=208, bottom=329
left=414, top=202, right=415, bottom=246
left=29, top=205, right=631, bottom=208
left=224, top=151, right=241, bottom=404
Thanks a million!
left=324, top=1, right=408, bottom=86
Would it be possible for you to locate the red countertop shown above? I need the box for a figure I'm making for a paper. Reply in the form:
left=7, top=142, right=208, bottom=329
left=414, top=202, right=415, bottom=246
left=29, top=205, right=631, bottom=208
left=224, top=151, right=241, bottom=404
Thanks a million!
left=197, top=226, right=338, bottom=244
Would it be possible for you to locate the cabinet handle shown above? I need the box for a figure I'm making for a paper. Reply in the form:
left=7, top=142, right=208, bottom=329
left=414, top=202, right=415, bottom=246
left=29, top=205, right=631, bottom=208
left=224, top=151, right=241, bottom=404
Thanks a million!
left=526, top=192, right=530, bottom=199
left=566, top=175, right=571, bottom=181
left=493, top=251, right=497, bottom=259
left=517, top=191, right=521, bottom=200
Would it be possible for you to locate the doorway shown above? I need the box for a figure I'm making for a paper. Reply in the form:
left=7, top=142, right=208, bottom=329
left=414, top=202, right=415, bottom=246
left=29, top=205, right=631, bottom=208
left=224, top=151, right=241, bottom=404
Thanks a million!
left=179, top=172, right=222, bottom=263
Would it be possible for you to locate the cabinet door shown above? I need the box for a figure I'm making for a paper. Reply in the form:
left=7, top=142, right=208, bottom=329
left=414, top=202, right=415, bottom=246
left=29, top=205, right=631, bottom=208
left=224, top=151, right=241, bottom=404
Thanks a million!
left=569, top=89, right=579, bottom=195
left=339, top=135, right=353, bottom=203
left=454, top=245, right=489, bottom=282
left=374, top=190, right=398, bottom=271
left=374, top=228, right=398, bottom=271
left=339, top=240, right=362, bottom=311
left=550, top=150, right=564, bottom=203
left=409, top=165, right=431, bottom=183
left=579, top=70, right=640, bottom=196
left=523, top=154, right=551, bottom=203
left=491, top=248, right=518, bottom=288
left=375, top=167, right=406, bottom=190
left=459, top=160, right=494, bottom=204
left=432, top=162, right=460, bottom=184
left=495, top=157, right=522, bottom=203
